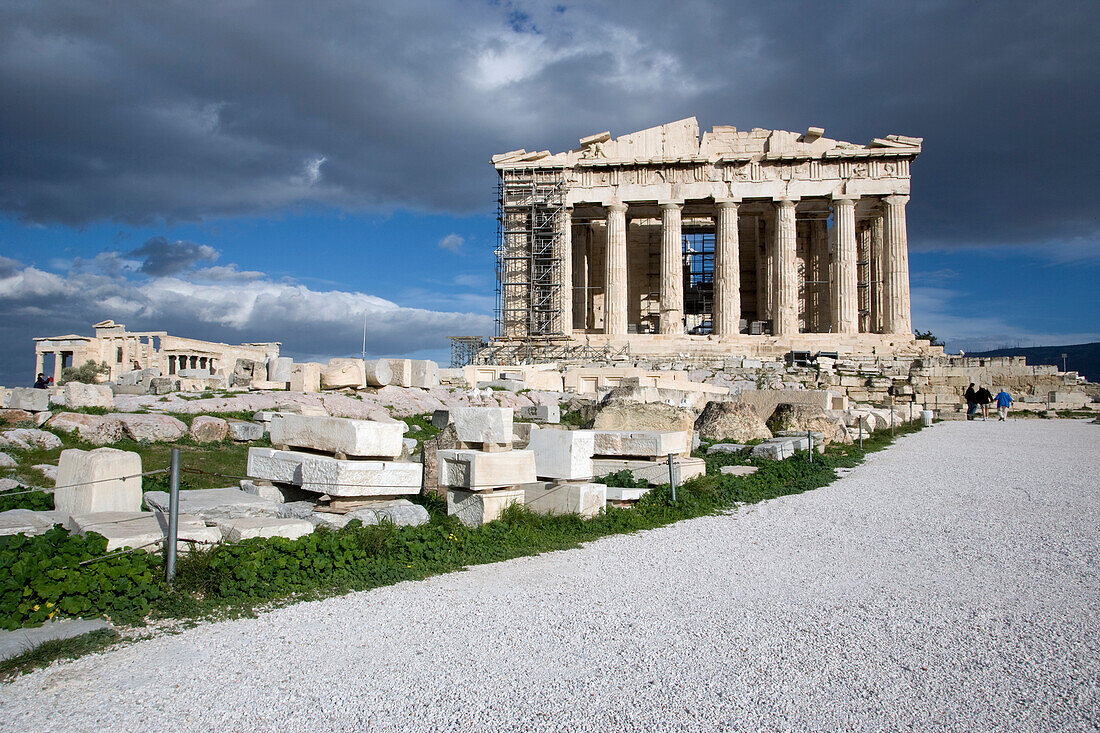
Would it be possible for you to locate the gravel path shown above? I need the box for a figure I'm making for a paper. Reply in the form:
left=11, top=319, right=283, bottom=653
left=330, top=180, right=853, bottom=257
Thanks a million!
left=3, top=420, right=1098, bottom=731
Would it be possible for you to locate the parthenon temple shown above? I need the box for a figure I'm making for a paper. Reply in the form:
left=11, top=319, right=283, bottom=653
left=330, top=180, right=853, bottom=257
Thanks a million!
left=491, top=118, right=934, bottom=359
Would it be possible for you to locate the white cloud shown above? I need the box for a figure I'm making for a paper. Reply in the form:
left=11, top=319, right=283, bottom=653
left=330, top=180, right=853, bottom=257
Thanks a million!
left=438, top=233, right=465, bottom=252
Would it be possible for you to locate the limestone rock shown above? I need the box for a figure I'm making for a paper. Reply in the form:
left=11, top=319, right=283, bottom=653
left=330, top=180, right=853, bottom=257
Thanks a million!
left=143, top=487, right=282, bottom=520
left=226, top=419, right=264, bottom=442
left=518, top=404, right=561, bottom=424
left=116, top=413, right=187, bottom=442
left=218, top=517, right=313, bottom=542
left=54, top=448, right=142, bottom=515
left=527, top=427, right=594, bottom=480
left=241, top=479, right=315, bottom=504
left=68, top=511, right=219, bottom=552
left=190, top=415, right=229, bottom=443
left=379, top=499, right=430, bottom=526
left=431, top=407, right=512, bottom=444
left=267, top=357, right=294, bottom=383
left=46, top=412, right=124, bottom=446
left=706, top=443, right=750, bottom=456
left=437, top=449, right=537, bottom=490
left=766, top=403, right=851, bottom=445
left=0, top=509, right=66, bottom=537
left=321, top=359, right=365, bottom=389
left=694, top=401, right=772, bottom=442
left=269, top=414, right=404, bottom=458
left=410, top=360, right=440, bottom=389
left=590, top=399, right=695, bottom=436
left=0, top=452, right=15, bottom=468
left=385, top=359, right=413, bottom=388
left=9, top=388, right=50, bottom=412
left=447, top=488, right=524, bottom=527
left=591, top=430, right=690, bottom=458
left=720, top=465, right=759, bottom=476
left=300, top=455, right=422, bottom=497
left=0, top=428, right=64, bottom=452
left=591, top=456, right=706, bottom=486
left=363, top=360, right=393, bottom=388
left=52, top=382, right=114, bottom=410
left=289, top=363, right=321, bottom=393
left=523, top=481, right=605, bottom=518
left=420, top=423, right=460, bottom=497
left=0, top=409, right=34, bottom=426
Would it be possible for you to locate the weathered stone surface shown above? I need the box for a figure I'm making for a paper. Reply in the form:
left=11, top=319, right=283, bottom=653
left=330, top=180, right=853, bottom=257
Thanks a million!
left=695, top=401, right=773, bottom=442
left=591, top=456, right=706, bottom=485
left=246, top=447, right=303, bottom=485
left=226, top=419, right=265, bottom=442
left=116, top=413, right=187, bottom=442
left=46, top=412, right=124, bottom=446
left=300, top=455, right=422, bottom=497
left=591, top=399, right=696, bottom=436
left=143, top=487, right=282, bottom=520
left=751, top=437, right=810, bottom=460
left=527, top=427, right=594, bottom=480
left=0, top=509, right=65, bottom=537
left=706, top=443, right=750, bottom=456
left=591, top=430, right=690, bottom=458
left=523, top=481, right=605, bottom=518
left=720, top=465, right=759, bottom=476
left=437, top=449, right=537, bottom=490
left=346, top=499, right=430, bottom=526
left=267, top=356, right=294, bottom=383
left=410, top=360, right=440, bottom=389
left=767, top=403, right=851, bottom=445
left=420, top=423, right=460, bottom=498
left=431, top=407, right=512, bottom=444
left=217, top=517, right=313, bottom=542
left=9, top=388, right=50, bottom=412
left=363, top=360, right=393, bottom=388
left=385, top=359, right=413, bottom=388
left=0, top=452, right=16, bottom=468
left=55, top=447, right=142, bottom=515
left=52, top=382, right=114, bottom=410
left=518, top=404, right=561, bottom=424
left=604, top=486, right=650, bottom=503
left=0, top=428, right=62, bottom=452
left=190, top=415, right=229, bottom=443
left=289, top=363, right=321, bottom=393
left=0, top=409, right=33, bottom=425
left=321, top=359, right=365, bottom=389
left=68, top=511, right=219, bottom=551
left=447, top=488, right=524, bottom=527
left=269, top=415, right=404, bottom=458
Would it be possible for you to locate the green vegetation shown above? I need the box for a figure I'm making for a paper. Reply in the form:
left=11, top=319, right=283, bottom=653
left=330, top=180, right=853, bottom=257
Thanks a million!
left=399, top=413, right=440, bottom=451
left=0, top=489, right=53, bottom=513
left=914, top=329, right=943, bottom=347
left=59, top=360, right=111, bottom=385
left=559, top=406, right=587, bottom=428
left=0, top=628, right=119, bottom=681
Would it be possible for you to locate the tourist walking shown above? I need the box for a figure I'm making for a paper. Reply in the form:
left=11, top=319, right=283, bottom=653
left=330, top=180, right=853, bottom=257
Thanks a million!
left=976, top=385, right=994, bottom=420
left=995, top=388, right=1013, bottom=420
left=964, top=383, right=979, bottom=420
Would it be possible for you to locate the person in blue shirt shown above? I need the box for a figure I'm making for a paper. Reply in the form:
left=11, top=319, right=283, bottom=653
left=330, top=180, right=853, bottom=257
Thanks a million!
left=994, top=388, right=1013, bottom=421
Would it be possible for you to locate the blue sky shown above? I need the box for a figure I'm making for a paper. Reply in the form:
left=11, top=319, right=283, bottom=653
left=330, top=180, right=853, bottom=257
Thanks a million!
left=0, top=1, right=1097, bottom=385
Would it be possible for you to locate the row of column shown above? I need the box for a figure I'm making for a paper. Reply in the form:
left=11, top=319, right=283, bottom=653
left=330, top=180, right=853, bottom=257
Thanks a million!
left=568, top=195, right=911, bottom=338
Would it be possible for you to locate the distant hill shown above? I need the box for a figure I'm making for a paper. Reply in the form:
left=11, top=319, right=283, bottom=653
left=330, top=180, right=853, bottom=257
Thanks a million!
left=968, top=342, right=1100, bottom=383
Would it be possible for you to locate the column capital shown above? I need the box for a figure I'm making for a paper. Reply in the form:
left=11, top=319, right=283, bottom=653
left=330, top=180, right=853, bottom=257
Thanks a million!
left=606, top=201, right=628, bottom=213
left=715, top=198, right=740, bottom=210
left=658, top=200, right=683, bottom=210
left=773, top=196, right=799, bottom=205
left=883, top=194, right=910, bottom=207
left=831, top=195, right=857, bottom=206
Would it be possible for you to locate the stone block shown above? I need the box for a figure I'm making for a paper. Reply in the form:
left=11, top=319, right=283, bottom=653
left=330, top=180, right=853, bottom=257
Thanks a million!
left=719, top=465, right=759, bottom=476
left=750, top=438, right=809, bottom=460
left=190, top=415, right=229, bottom=443
left=68, top=511, right=219, bottom=552
left=523, top=481, right=606, bottom=518
left=512, top=422, right=534, bottom=449
left=54, top=448, right=142, bottom=515
left=363, top=360, right=393, bottom=387
left=46, top=412, right=124, bottom=446
left=148, top=377, right=176, bottom=395
left=300, top=455, right=422, bottom=497
left=706, top=443, right=750, bottom=455
left=518, top=404, right=561, bottom=424
left=447, top=488, right=524, bottom=527
left=217, top=517, right=313, bottom=542
left=116, top=413, right=187, bottom=442
left=591, top=456, right=706, bottom=486
left=321, top=359, right=365, bottom=389
left=0, top=409, right=33, bottom=426
left=269, top=414, right=404, bottom=458
left=51, top=382, right=114, bottom=409
left=267, top=357, right=294, bottom=383
left=431, top=407, right=513, bottom=444
left=0, top=509, right=66, bottom=537
left=605, top=486, right=651, bottom=503
left=9, top=388, right=50, bottom=412
left=437, top=449, right=536, bottom=490
left=527, top=427, right=594, bottom=480
left=410, top=360, right=440, bottom=388
left=0, top=452, right=14, bottom=468
left=385, top=359, right=413, bottom=387
left=143, top=487, right=282, bottom=520
left=591, top=430, right=690, bottom=458
left=227, top=419, right=265, bottom=442
left=290, top=363, right=321, bottom=393
left=247, top=447, right=305, bottom=485
left=0, top=428, right=63, bottom=451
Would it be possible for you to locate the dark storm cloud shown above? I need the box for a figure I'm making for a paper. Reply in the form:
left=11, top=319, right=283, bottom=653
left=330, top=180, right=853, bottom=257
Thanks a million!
left=129, top=237, right=219, bottom=276
left=0, top=0, right=1097, bottom=250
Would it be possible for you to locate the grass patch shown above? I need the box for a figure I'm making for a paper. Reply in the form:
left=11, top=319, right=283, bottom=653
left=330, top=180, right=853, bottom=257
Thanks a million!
left=0, top=628, right=119, bottom=681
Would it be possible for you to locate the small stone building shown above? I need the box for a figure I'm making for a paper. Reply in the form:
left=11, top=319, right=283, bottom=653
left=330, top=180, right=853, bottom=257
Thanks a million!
left=491, top=117, right=935, bottom=360
left=33, top=320, right=279, bottom=382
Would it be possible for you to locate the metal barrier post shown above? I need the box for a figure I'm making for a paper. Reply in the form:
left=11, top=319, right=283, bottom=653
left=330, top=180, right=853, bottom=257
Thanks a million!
left=667, top=453, right=677, bottom=503
left=807, top=429, right=813, bottom=463
left=165, top=448, right=180, bottom=585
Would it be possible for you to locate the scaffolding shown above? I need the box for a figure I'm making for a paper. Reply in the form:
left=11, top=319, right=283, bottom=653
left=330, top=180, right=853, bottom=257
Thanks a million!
left=473, top=340, right=630, bottom=366
left=450, top=336, right=487, bottom=368
left=496, top=169, right=568, bottom=340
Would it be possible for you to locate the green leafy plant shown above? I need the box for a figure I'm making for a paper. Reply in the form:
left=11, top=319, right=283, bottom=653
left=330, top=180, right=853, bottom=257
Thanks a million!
left=59, top=360, right=111, bottom=385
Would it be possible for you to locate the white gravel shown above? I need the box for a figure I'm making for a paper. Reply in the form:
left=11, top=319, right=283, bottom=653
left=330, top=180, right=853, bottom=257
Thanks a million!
left=2, top=419, right=1098, bottom=731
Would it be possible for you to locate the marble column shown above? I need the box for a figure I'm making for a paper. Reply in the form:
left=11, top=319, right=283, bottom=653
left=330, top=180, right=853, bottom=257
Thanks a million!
left=870, top=213, right=885, bottom=333
left=857, top=223, right=872, bottom=333
left=659, top=202, right=683, bottom=335
left=557, top=207, right=573, bottom=337
left=832, top=196, right=858, bottom=334
left=809, top=217, right=829, bottom=332
left=604, top=202, right=628, bottom=336
left=773, top=199, right=798, bottom=336
left=714, top=200, right=741, bottom=337
left=882, top=195, right=912, bottom=335
left=52, top=352, right=62, bottom=383
left=35, top=351, right=45, bottom=379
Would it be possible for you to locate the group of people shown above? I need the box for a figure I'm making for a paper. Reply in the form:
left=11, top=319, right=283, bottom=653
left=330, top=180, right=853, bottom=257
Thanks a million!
left=964, top=383, right=1013, bottom=421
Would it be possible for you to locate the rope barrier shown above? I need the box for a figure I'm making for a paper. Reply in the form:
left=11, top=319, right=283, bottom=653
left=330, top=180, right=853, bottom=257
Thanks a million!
left=180, top=466, right=422, bottom=492
left=0, top=468, right=170, bottom=498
